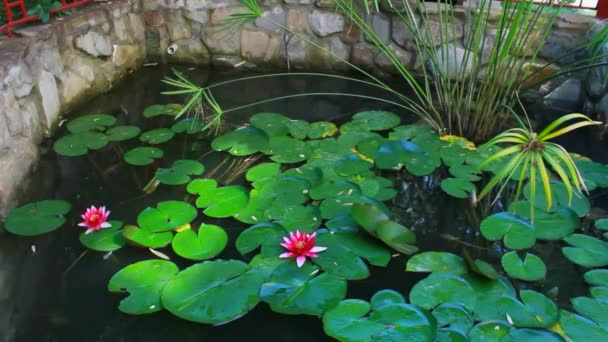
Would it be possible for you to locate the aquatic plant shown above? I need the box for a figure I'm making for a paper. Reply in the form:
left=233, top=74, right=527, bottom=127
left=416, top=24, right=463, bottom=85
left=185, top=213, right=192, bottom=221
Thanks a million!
left=279, top=230, right=327, bottom=267
left=78, top=205, right=112, bottom=234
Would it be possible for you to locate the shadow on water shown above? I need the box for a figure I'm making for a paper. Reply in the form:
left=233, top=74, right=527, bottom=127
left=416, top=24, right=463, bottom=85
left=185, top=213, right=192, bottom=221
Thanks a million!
left=4, top=65, right=608, bottom=341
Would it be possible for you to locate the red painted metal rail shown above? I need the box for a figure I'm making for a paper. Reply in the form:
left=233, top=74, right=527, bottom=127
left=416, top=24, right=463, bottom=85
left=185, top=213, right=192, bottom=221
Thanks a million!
left=1, top=0, right=93, bottom=37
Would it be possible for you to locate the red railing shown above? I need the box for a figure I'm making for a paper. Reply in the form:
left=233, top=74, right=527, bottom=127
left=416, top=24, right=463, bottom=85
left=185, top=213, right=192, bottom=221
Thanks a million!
left=1, top=0, right=93, bottom=37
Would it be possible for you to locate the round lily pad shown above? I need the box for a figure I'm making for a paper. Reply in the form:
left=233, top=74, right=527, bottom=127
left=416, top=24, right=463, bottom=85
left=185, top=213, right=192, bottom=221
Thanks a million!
left=571, top=297, right=608, bottom=329
left=171, top=118, right=204, bottom=134
left=140, top=128, right=175, bottom=144
left=467, top=320, right=512, bottom=341
left=501, top=251, right=546, bottom=282
left=4, top=200, right=71, bottom=236
left=108, top=259, right=179, bottom=314
left=308, top=121, right=338, bottom=139
left=79, top=220, right=125, bottom=252
left=265, top=136, right=311, bottom=163
left=156, top=160, right=205, bottom=185
left=211, top=126, right=269, bottom=156
left=351, top=111, right=401, bottom=131
left=250, top=112, right=290, bottom=137
left=122, top=225, right=173, bottom=248
left=67, top=114, right=116, bottom=133
left=562, top=234, right=608, bottom=268
left=286, top=119, right=309, bottom=140
left=312, top=229, right=370, bottom=280
left=137, top=201, right=197, bottom=233
left=480, top=212, right=535, bottom=250
left=410, top=273, right=476, bottom=311
left=143, top=103, right=182, bottom=118
left=235, top=222, right=286, bottom=257
left=509, top=201, right=578, bottom=240
left=53, top=132, right=109, bottom=157
left=432, top=303, right=474, bottom=335
left=162, top=260, right=264, bottom=324
left=171, top=224, right=228, bottom=260
left=497, top=290, right=559, bottom=328
left=195, top=185, right=249, bottom=218
left=406, top=252, right=468, bottom=275
left=105, top=125, right=141, bottom=141
left=124, top=147, right=164, bottom=166
left=441, top=178, right=476, bottom=199
left=559, top=309, right=608, bottom=341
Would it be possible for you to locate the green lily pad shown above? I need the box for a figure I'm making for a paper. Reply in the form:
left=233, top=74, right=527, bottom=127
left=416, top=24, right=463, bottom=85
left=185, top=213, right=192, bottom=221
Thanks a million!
left=376, top=220, right=418, bottom=255
left=171, top=224, right=228, bottom=260
left=195, top=184, right=249, bottom=218
left=105, top=125, right=141, bottom=141
left=562, top=234, right=608, bottom=268
left=501, top=329, right=563, bottom=342
left=140, top=128, right=175, bottom=144
left=497, top=290, right=559, bottom=328
left=333, top=154, right=374, bottom=177
left=406, top=252, right=468, bottom=275
left=79, top=221, right=125, bottom=252
left=67, top=114, right=116, bottom=133
left=524, top=181, right=590, bottom=217
left=441, top=178, right=476, bottom=199
left=509, top=201, right=578, bottom=240
left=143, top=103, right=181, bottom=118
left=357, top=176, right=397, bottom=201
left=235, top=222, right=286, bottom=257
left=467, top=320, right=512, bottom=342
left=312, top=229, right=370, bottom=280
left=250, top=112, right=290, bottom=137
left=558, top=309, right=608, bottom=341
left=162, top=260, right=264, bottom=324
left=467, top=258, right=499, bottom=280
left=4, top=200, right=71, bottom=236
left=53, top=132, right=109, bottom=157
left=233, top=190, right=273, bottom=224
left=328, top=227, right=391, bottom=267
left=286, top=119, right=309, bottom=140
left=308, top=121, right=338, bottom=139
left=449, top=164, right=481, bottom=181
left=310, top=179, right=361, bottom=200
left=351, top=203, right=390, bottom=235
left=433, top=303, right=474, bottom=335
left=271, top=205, right=322, bottom=232
left=155, top=160, right=205, bottom=185
left=410, top=274, right=476, bottom=311
left=466, top=275, right=516, bottom=321
left=596, top=219, right=608, bottom=231
left=501, top=251, right=546, bottom=282
left=480, top=212, right=535, bottom=250
left=245, top=162, right=282, bottom=185
left=124, top=147, right=164, bottom=166
left=352, top=111, right=401, bottom=131
left=137, top=201, right=197, bottom=233
left=265, top=136, right=311, bottom=163
left=260, top=262, right=347, bottom=316
left=211, top=126, right=269, bottom=156
left=122, top=225, right=173, bottom=248
left=108, top=259, right=179, bottom=314
left=171, top=118, right=204, bottom=134
left=585, top=269, right=608, bottom=286
left=571, top=297, right=608, bottom=329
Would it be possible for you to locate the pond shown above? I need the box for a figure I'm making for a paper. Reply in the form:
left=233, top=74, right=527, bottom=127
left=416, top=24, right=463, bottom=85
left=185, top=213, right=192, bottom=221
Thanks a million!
left=4, top=65, right=608, bottom=341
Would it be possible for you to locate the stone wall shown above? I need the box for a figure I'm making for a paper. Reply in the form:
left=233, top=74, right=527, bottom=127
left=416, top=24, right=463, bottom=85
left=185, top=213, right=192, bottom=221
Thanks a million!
left=0, top=0, right=607, bottom=220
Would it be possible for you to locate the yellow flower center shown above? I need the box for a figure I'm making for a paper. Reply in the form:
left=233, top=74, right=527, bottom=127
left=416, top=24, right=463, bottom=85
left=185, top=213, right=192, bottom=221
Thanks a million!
left=294, top=240, right=306, bottom=250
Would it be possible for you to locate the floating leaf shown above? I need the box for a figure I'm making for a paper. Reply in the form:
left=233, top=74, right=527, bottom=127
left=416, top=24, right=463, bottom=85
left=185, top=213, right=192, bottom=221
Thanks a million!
left=4, top=200, right=71, bottom=236
left=501, top=252, right=546, bottom=282
left=441, top=178, right=476, bottom=199
left=143, top=103, right=181, bottom=118
left=310, top=179, right=361, bottom=200
left=585, top=269, right=608, bottom=286
left=124, top=147, right=164, bottom=166
left=524, top=181, right=590, bottom=217
left=245, top=162, right=281, bottom=186
left=171, top=224, right=228, bottom=260
left=410, top=274, right=476, bottom=311
left=286, top=119, right=309, bottom=140
left=67, top=114, right=116, bottom=133
left=105, top=125, right=141, bottom=141
left=79, top=221, right=125, bottom=252
left=272, top=205, right=322, bottom=233
left=260, top=262, right=347, bottom=316
left=195, top=185, right=249, bottom=218
left=156, top=160, right=205, bottom=185
left=501, top=328, right=563, bottom=342
left=308, top=121, right=338, bottom=139
left=509, top=201, right=578, bottom=240
left=558, top=309, right=608, bottom=341
left=449, top=164, right=481, bottom=181
left=265, top=136, right=311, bottom=163
left=250, top=112, right=290, bottom=137
left=211, top=127, right=269, bottom=156
left=351, top=111, right=400, bottom=131
left=171, top=118, right=204, bottom=134
left=480, top=212, right=535, bottom=250
left=312, top=229, right=371, bottom=280
left=137, top=201, right=197, bottom=233
left=562, top=234, right=608, bottom=268
left=53, top=132, right=109, bottom=157
left=108, top=259, right=179, bottom=314
left=596, top=219, right=608, bottom=231
left=235, top=222, right=286, bottom=257
left=162, top=260, right=264, bottom=324
left=122, top=225, right=173, bottom=248
left=466, top=275, right=516, bottom=322
left=376, top=220, right=418, bottom=255
left=357, top=176, right=397, bottom=201
left=140, top=128, right=175, bottom=144
left=406, top=252, right=468, bottom=275
left=467, top=320, right=512, bottom=341
left=432, top=303, right=474, bottom=335
left=571, top=297, right=608, bottom=329
left=497, top=290, right=559, bottom=328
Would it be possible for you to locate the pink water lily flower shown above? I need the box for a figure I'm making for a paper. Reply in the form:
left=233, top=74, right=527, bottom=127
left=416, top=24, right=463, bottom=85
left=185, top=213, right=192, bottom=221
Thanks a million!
left=78, top=205, right=111, bottom=234
left=280, top=230, right=327, bottom=267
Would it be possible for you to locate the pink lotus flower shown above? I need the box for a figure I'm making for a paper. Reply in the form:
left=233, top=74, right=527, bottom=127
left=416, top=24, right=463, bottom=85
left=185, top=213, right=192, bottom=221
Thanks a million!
left=78, top=205, right=111, bottom=234
left=279, top=230, right=327, bottom=267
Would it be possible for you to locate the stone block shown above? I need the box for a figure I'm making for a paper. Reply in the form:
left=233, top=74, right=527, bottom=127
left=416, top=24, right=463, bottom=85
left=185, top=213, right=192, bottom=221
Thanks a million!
left=428, top=43, right=474, bottom=80
left=0, top=138, right=39, bottom=217
left=374, top=43, right=414, bottom=74
left=186, top=0, right=236, bottom=9
left=185, top=9, right=210, bottom=25
left=352, top=43, right=377, bottom=69
left=287, top=7, right=309, bottom=33
left=146, top=10, right=165, bottom=26
left=5, top=62, right=34, bottom=98
left=255, top=6, right=287, bottom=33
left=167, top=12, right=193, bottom=41
left=285, top=0, right=313, bottom=4
left=203, top=27, right=241, bottom=55
left=112, top=15, right=132, bottom=42
left=112, top=44, right=142, bottom=69
left=37, top=70, right=61, bottom=132
left=129, top=13, right=146, bottom=41
left=166, top=38, right=211, bottom=64
left=75, top=31, right=113, bottom=57
left=543, top=78, right=584, bottom=115
left=61, top=71, right=92, bottom=105
left=366, top=12, right=391, bottom=45
left=241, top=29, right=283, bottom=64
left=309, top=10, right=344, bottom=37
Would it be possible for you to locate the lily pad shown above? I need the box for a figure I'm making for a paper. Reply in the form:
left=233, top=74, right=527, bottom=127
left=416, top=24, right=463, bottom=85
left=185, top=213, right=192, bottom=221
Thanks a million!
left=467, top=320, right=512, bottom=342
left=571, top=297, right=608, bottom=329
left=260, top=262, right=347, bottom=316
left=265, top=136, right=311, bottom=163
left=585, top=269, right=608, bottom=286
left=171, top=224, right=228, bottom=260
left=155, top=160, right=205, bottom=185
left=245, top=162, right=282, bottom=186
left=171, top=118, right=204, bottom=134
left=351, top=111, right=401, bottom=131
left=441, top=178, right=476, bottom=199
left=235, top=222, right=286, bottom=257
left=79, top=221, right=125, bottom=252
left=308, top=121, right=338, bottom=139
left=432, top=303, right=474, bottom=335
left=53, top=132, right=109, bottom=157
left=312, top=229, right=371, bottom=280
left=137, top=201, right=197, bottom=233
left=524, top=181, right=590, bottom=217
left=406, top=252, right=468, bottom=275
left=272, top=205, right=322, bottom=232
left=480, top=212, right=535, bottom=250
left=558, top=309, right=608, bottom=341
left=162, top=260, right=264, bottom=324
left=497, top=290, right=559, bottom=328
left=140, top=128, right=175, bottom=144
left=501, top=251, right=546, bottom=282
left=286, top=119, right=309, bottom=140
left=124, top=147, right=164, bottom=166
left=211, top=126, right=269, bottom=156
left=410, top=273, right=476, bottom=311
left=143, top=103, right=181, bottom=118
left=596, top=219, right=608, bottom=231
left=122, top=225, right=173, bottom=248
left=67, top=114, right=116, bottom=133
left=105, top=125, right=141, bottom=141
left=562, top=234, right=608, bottom=268
left=501, top=329, right=563, bottom=342
left=509, top=201, right=578, bottom=240
left=4, top=200, right=71, bottom=236
left=108, top=259, right=179, bottom=314
left=195, top=184, right=249, bottom=218
left=376, top=220, right=418, bottom=255
left=250, top=112, right=290, bottom=137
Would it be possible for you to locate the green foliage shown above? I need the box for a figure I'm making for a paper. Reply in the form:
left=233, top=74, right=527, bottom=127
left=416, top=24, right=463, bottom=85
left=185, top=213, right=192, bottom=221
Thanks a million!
left=27, top=0, right=61, bottom=23
left=4, top=200, right=71, bottom=236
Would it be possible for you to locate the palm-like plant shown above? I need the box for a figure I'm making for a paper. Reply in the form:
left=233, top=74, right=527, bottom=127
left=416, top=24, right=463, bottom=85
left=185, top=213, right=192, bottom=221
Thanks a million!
left=477, top=112, right=601, bottom=220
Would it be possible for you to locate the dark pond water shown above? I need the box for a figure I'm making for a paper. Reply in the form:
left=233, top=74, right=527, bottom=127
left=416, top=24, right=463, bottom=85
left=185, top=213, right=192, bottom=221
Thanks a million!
left=5, top=65, right=607, bottom=341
